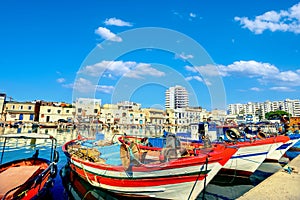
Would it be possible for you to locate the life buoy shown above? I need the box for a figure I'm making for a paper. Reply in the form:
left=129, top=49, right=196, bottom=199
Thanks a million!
left=257, top=131, right=267, bottom=139
left=225, top=128, right=240, bottom=141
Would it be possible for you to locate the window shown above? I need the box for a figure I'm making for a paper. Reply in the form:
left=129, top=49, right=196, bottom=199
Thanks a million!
left=66, top=110, right=69, bottom=113
left=19, top=105, right=23, bottom=110
left=47, top=109, right=51, bottom=113
left=94, top=109, right=98, bottom=113
left=78, top=108, right=82, bottom=113
left=57, top=110, right=61, bottom=114
left=28, top=106, right=32, bottom=110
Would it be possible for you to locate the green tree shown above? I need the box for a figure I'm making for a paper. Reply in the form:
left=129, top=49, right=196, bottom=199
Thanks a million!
left=265, top=110, right=290, bottom=120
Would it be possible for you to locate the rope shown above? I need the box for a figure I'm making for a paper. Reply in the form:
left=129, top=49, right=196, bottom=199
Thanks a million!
left=202, top=156, right=209, bottom=200
left=187, top=155, right=208, bottom=200
left=80, top=163, right=101, bottom=187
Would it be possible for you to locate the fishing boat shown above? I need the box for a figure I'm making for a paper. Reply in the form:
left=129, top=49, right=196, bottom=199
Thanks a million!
left=217, top=134, right=290, bottom=179
left=0, top=133, right=59, bottom=200
left=197, top=123, right=291, bottom=178
left=62, top=133, right=237, bottom=200
left=121, top=132, right=290, bottom=180
left=265, top=133, right=300, bottom=162
left=284, top=134, right=300, bottom=159
left=149, top=123, right=291, bottom=180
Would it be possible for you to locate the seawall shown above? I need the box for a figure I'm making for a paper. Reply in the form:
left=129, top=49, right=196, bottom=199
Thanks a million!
left=238, top=154, right=300, bottom=200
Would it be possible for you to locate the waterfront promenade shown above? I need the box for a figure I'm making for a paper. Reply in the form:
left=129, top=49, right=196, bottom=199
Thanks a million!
left=238, top=155, right=300, bottom=200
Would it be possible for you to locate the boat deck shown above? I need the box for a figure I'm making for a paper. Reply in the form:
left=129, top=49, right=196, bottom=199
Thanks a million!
left=0, top=166, right=40, bottom=199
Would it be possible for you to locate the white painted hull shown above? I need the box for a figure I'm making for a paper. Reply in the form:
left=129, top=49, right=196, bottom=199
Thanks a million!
left=70, top=159, right=223, bottom=200
left=223, top=142, right=281, bottom=174
left=266, top=138, right=300, bottom=161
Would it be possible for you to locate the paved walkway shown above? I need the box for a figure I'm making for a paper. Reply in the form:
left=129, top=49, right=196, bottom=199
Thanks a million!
left=238, top=155, right=300, bottom=200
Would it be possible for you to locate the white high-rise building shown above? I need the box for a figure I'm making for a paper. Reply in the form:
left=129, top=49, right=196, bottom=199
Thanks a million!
left=227, top=99, right=300, bottom=118
left=165, top=85, right=189, bottom=109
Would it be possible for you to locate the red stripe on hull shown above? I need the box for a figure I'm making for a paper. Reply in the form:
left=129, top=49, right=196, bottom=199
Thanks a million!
left=70, top=164, right=206, bottom=187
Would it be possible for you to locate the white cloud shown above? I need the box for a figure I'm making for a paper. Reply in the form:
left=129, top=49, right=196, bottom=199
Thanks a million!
left=235, top=2, right=300, bottom=34
left=250, top=87, right=262, bottom=91
left=96, top=85, right=115, bottom=94
left=63, top=78, right=95, bottom=93
left=104, top=17, right=132, bottom=27
left=185, top=76, right=212, bottom=86
left=218, top=60, right=279, bottom=77
left=124, top=63, right=165, bottom=79
left=95, top=27, right=122, bottom=42
left=185, top=65, right=198, bottom=73
left=270, top=86, right=295, bottom=92
left=185, top=76, right=203, bottom=82
left=63, top=78, right=115, bottom=94
left=175, top=52, right=194, bottom=60
left=56, top=78, right=66, bottom=83
left=79, top=60, right=165, bottom=79
left=190, top=13, right=196, bottom=18
left=185, top=64, right=224, bottom=76
left=185, top=60, right=300, bottom=87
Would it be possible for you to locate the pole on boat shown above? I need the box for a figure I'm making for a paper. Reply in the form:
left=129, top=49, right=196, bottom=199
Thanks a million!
left=202, top=156, right=209, bottom=200
left=0, top=137, right=7, bottom=164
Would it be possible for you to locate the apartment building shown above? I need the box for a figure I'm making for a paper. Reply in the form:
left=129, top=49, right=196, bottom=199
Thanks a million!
left=228, top=99, right=300, bottom=118
left=165, top=85, right=189, bottom=109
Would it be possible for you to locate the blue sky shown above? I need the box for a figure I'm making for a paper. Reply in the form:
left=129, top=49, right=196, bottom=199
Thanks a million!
left=0, top=0, right=300, bottom=110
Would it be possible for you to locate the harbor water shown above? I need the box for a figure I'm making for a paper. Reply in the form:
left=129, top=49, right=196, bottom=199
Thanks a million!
left=0, top=126, right=290, bottom=200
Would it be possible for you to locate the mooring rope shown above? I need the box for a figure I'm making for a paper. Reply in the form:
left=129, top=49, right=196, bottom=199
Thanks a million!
left=187, top=155, right=209, bottom=200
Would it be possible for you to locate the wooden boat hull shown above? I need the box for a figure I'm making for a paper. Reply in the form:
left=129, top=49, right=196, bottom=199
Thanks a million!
left=0, top=158, right=54, bottom=200
left=0, top=133, right=59, bottom=200
left=63, top=139, right=237, bottom=200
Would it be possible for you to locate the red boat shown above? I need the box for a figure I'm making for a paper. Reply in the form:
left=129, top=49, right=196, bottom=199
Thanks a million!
left=122, top=132, right=290, bottom=179
left=62, top=134, right=237, bottom=200
left=0, top=133, right=59, bottom=200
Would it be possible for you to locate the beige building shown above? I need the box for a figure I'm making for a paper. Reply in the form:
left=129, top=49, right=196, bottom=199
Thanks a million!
left=165, top=107, right=204, bottom=126
left=39, top=102, right=75, bottom=123
left=143, top=108, right=165, bottom=126
left=0, top=93, right=6, bottom=121
left=100, top=102, right=145, bottom=127
left=4, top=101, right=36, bottom=122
